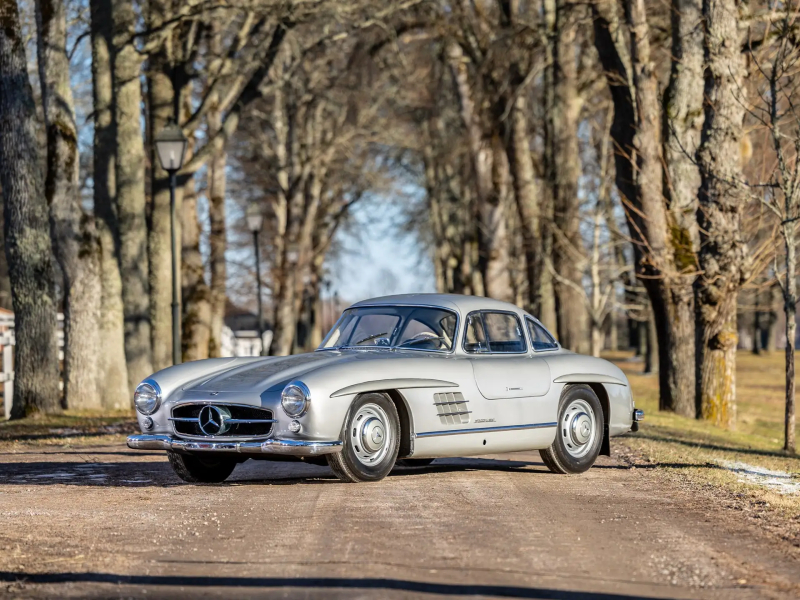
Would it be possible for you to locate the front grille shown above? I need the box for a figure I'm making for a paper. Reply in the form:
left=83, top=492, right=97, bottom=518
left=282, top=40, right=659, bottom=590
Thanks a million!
left=433, top=392, right=470, bottom=425
left=170, top=403, right=276, bottom=438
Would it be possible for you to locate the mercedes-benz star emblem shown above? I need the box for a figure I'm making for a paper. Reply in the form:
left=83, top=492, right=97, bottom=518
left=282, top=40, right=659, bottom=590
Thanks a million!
left=198, top=405, right=230, bottom=436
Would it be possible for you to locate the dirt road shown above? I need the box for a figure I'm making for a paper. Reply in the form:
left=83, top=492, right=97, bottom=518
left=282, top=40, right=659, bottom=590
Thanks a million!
left=0, top=443, right=797, bottom=599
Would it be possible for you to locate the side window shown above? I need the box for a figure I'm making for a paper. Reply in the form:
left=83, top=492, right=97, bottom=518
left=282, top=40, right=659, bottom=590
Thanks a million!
left=464, top=314, right=489, bottom=353
left=527, top=318, right=558, bottom=351
left=482, top=312, right=526, bottom=353
left=465, top=311, right=527, bottom=354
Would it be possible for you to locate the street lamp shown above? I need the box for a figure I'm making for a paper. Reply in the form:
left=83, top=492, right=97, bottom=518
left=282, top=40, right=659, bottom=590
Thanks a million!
left=246, top=202, right=266, bottom=356
left=154, top=120, right=188, bottom=366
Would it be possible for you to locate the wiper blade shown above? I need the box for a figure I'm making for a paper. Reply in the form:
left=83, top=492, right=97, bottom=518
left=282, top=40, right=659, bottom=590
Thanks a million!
left=353, top=332, right=389, bottom=345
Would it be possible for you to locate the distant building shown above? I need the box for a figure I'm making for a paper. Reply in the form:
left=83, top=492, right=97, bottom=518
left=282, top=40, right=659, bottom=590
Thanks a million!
left=221, top=300, right=272, bottom=357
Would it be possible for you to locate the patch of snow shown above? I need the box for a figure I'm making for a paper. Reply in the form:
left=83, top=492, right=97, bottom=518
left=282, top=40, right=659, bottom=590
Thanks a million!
left=716, top=460, right=800, bottom=495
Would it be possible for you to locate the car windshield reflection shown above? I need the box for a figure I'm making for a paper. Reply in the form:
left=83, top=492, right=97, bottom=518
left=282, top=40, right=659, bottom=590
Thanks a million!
left=319, top=306, right=458, bottom=352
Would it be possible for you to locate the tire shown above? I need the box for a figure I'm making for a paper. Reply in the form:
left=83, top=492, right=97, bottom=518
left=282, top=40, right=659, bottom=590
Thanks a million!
left=326, top=393, right=400, bottom=483
left=398, top=458, right=435, bottom=467
left=539, top=384, right=603, bottom=474
left=167, top=451, right=238, bottom=483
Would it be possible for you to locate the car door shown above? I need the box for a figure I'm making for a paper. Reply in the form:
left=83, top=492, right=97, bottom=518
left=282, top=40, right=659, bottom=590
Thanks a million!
left=465, top=311, right=551, bottom=428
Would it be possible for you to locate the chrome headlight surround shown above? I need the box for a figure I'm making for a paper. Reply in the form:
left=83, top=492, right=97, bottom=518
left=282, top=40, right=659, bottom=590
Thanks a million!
left=134, top=380, right=162, bottom=415
left=281, top=381, right=310, bottom=417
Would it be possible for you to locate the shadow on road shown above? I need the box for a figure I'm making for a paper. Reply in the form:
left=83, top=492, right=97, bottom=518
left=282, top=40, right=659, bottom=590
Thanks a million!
left=0, top=571, right=674, bottom=599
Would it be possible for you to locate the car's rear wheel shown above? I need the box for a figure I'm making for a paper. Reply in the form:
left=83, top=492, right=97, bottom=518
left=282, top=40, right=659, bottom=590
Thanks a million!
left=167, top=451, right=238, bottom=483
left=540, top=384, right=603, bottom=474
left=326, top=393, right=400, bottom=483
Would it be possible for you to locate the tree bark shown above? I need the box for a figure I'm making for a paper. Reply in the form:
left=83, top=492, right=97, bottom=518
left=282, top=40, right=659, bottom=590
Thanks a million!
left=0, top=0, right=60, bottom=417
left=207, top=91, right=227, bottom=358
left=695, top=0, right=747, bottom=428
left=112, top=0, right=152, bottom=391
left=661, top=0, right=703, bottom=417
left=447, top=42, right=512, bottom=301
left=592, top=0, right=695, bottom=415
left=783, top=228, right=796, bottom=453
left=90, top=0, right=129, bottom=407
left=146, top=0, right=177, bottom=371
left=547, top=0, right=588, bottom=354
left=36, top=0, right=102, bottom=410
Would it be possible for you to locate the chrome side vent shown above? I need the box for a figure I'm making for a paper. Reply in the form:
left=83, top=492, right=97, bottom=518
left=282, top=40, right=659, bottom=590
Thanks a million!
left=433, top=392, right=470, bottom=425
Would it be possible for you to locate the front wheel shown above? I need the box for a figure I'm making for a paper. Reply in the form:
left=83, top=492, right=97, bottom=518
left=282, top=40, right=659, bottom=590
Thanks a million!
left=540, top=385, right=603, bottom=474
left=167, top=451, right=238, bottom=483
left=326, top=393, right=400, bottom=483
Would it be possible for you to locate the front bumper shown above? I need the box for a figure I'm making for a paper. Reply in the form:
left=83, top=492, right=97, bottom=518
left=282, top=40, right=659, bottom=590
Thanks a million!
left=127, top=434, right=342, bottom=456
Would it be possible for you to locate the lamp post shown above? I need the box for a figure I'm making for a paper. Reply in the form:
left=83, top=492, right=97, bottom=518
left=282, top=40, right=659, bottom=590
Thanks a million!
left=154, top=120, right=188, bottom=366
left=246, top=202, right=266, bottom=356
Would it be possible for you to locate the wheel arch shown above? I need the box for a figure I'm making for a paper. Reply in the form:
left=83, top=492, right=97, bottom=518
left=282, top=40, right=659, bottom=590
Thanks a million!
left=564, top=382, right=611, bottom=457
left=348, top=389, right=414, bottom=459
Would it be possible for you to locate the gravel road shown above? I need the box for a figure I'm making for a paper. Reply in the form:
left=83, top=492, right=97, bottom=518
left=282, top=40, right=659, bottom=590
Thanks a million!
left=0, top=443, right=797, bottom=599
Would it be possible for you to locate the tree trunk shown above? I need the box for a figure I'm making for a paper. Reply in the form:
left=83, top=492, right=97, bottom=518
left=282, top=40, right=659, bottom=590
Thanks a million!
left=0, top=0, right=61, bottom=417
left=644, top=306, right=658, bottom=374
left=207, top=92, right=227, bottom=358
left=783, top=227, right=796, bottom=453
left=447, top=42, right=512, bottom=301
left=593, top=0, right=694, bottom=415
left=695, top=0, right=747, bottom=428
left=661, top=0, right=703, bottom=416
left=112, top=0, right=152, bottom=392
left=547, top=0, right=588, bottom=354
left=504, top=91, right=541, bottom=316
left=146, top=0, right=177, bottom=371
left=753, top=287, right=762, bottom=355
left=766, top=281, right=780, bottom=352
left=90, top=0, right=129, bottom=407
left=36, top=0, right=102, bottom=410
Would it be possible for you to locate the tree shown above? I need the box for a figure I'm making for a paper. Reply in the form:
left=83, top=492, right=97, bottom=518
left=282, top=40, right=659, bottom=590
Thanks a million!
left=36, top=0, right=102, bottom=409
left=694, top=0, right=748, bottom=428
left=0, top=0, right=60, bottom=417
left=90, top=0, right=129, bottom=407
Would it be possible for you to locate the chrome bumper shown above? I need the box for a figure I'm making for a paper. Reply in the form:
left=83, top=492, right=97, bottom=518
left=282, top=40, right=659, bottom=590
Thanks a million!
left=127, top=434, right=342, bottom=456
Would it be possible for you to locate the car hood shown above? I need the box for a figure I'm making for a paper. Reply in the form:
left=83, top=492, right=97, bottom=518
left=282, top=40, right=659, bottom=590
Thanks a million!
left=182, top=350, right=438, bottom=394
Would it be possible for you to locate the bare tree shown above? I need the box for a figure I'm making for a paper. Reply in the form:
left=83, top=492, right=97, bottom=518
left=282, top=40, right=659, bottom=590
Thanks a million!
left=0, top=0, right=60, bottom=417
left=694, top=0, right=749, bottom=428
left=36, top=0, right=102, bottom=409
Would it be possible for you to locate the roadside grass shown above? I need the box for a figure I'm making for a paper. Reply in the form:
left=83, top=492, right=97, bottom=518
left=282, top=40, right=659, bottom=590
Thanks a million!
left=608, top=350, right=800, bottom=529
left=0, top=410, right=136, bottom=448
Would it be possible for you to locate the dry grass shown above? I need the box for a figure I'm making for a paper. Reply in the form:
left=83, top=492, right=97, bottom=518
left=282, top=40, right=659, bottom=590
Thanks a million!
left=609, top=350, right=800, bottom=540
left=0, top=410, right=136, bottom=448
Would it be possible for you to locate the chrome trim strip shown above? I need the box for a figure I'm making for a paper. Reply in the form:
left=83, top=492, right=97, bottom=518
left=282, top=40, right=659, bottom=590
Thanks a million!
left=436, top=410, right=472, bottom=417
left=168, top=417, right=200, bottom=422
left=127, top=434, right=342, bottom=456
left=331, top=378, right=459, bottom=398
left=224, top=418, right=278, bottom=424
left=415, top=422, right=557, bottom=438
left=433, top=400, right=469, bottom=406
left=553, top=374, right=628, bottom=386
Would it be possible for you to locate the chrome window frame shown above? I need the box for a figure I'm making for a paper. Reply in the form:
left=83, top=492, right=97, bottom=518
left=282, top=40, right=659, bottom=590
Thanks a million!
left=524, top=316, right=561, bottom=353
left=461, top=310, right=529, bottom=355
left=316, top=303, right=461, bottom=355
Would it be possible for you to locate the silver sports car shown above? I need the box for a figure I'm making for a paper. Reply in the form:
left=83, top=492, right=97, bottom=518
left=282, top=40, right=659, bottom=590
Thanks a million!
left=128, top=294, right=643, bottom=483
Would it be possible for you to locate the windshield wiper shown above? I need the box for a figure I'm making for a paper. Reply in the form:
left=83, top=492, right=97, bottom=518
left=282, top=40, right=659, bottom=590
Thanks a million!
left=353, top=332, right=389, bottom=346
left=398, top=335, right=448, bottom=348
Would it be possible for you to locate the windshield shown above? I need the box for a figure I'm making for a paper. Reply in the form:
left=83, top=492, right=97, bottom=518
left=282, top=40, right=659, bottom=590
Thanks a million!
left=320, top=306, right=458, bottom=352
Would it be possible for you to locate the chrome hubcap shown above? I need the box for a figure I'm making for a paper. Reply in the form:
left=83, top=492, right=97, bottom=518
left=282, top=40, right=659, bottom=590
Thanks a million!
left=560, top=399, right=597, bottom=458
left=351, top=403, right=393, bottom=466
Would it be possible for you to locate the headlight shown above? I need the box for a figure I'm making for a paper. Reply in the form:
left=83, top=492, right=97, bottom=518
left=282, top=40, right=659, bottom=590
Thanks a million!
left=281, top=382, right=310, bottom=417
left=134, top=381, right=161, bottom=415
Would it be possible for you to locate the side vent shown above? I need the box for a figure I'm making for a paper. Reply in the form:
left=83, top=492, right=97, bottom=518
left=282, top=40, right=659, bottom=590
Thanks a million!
left=433, top=392, right=470, bottom=425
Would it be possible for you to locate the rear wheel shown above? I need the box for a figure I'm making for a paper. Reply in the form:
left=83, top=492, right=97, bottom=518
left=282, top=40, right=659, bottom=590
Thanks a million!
left=167, top=451, right=238, bottom=483
left=326, top=393, right=400, bottom=483
left=540, top=385, right=603, bottom=474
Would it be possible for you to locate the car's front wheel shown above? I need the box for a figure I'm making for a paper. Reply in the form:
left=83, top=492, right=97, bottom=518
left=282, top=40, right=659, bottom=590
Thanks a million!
left=540, top=384, right=603, bottom=474
left=326, top=393, right=400, bottom=483
left=167, top=451, right=238, bottom=483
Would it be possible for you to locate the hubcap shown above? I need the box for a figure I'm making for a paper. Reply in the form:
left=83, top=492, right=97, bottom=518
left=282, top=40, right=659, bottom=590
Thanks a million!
left=560, top=399, right=597, bottom=459
left=350, top=403, right=393, bottom=466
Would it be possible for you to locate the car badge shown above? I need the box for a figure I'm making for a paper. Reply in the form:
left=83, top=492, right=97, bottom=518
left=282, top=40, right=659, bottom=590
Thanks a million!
left=198, top=405, right=230, bottom=436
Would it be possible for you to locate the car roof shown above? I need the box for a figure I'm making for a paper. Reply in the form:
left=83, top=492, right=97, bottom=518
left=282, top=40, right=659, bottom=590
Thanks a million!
left=350, top=293, right=531, bottom=317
